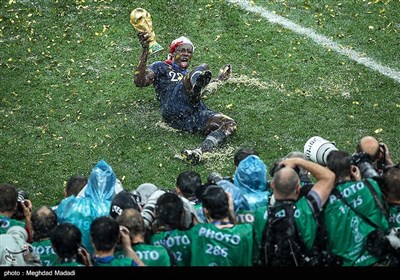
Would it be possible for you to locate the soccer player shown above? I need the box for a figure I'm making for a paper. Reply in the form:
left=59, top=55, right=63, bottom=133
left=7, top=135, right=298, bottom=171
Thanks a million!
left=134, top=32, right=236, bottom=164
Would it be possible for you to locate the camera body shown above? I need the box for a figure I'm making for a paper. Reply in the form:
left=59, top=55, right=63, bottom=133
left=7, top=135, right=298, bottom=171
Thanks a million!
left=17, top=190, right=28, bottom=203
left=350, top=152, right=380, bottom=180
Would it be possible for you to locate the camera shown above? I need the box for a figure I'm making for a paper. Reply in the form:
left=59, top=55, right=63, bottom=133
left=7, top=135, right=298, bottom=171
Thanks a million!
left=11, top=190, right=29, bottom=220
left=207, top=172, right=231, bottom=184
left=17, top=190, right=28, bottom=203
left=350, top=152, right=380, bottom=180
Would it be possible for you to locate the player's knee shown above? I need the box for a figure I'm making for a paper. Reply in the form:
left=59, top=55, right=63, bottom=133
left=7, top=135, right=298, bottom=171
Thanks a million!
left=222, top=118, right=237, bottom=136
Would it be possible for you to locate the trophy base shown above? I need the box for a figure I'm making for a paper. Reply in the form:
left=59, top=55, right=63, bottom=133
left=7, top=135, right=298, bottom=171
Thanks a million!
left=149, top=42, right=164, bottom=55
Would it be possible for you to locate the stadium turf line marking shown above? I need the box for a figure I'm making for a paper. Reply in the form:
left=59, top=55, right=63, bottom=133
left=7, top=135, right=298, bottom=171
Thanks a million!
left=227, top=0, right=400, bottom=84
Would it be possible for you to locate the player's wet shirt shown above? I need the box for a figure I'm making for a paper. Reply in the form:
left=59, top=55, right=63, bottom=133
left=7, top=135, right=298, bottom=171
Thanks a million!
left=148, top=61, right=215, bottom=133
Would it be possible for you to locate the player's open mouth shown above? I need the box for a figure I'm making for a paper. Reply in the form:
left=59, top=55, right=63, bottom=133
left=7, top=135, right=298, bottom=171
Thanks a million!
left=180, top=60, right=189, bottom=68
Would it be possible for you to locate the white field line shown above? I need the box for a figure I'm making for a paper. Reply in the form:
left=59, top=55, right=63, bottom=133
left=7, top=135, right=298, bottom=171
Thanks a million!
left=227, top=0, right=400, bottom=84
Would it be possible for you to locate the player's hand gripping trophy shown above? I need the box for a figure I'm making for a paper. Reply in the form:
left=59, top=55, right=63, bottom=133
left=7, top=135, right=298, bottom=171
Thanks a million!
left=130, top=8, right=163, bottom=55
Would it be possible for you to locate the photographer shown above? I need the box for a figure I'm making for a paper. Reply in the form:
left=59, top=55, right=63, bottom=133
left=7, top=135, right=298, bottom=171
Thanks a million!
left=148, top=192, right=192, bottom=266
left=0, top=184, right=33, bottom=242
left=189, top=185, right=253, bottom=266
left=270, top=151, right=314, bottom=199
left=115, top=209, right=174, bottom=266
left=31, top=206, right=58, bottom=266
left=260, top=157, right=336, bottom=266
left=90, top=216, right=145, bottom=266
left=324, top=150, right=390, bottom=266
left=356, top=136, right=394, bottom=175
left=382, top=166, right=400, bottom=228
left=357, top=166, right=400, bottom=266
left=51, top=223, right=92, bottom=266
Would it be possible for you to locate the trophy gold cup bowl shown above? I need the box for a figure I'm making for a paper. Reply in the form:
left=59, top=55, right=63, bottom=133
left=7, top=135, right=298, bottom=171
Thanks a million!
left=130, top=8, right=164, bottom=55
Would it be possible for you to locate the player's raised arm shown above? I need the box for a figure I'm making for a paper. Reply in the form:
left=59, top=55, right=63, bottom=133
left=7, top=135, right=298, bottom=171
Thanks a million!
left=134, top=31, right=155, bottom=87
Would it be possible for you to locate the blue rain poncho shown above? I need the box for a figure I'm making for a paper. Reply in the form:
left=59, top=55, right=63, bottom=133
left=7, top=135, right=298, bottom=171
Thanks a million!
left=216, top=179, right=250, bottom=213
left=233, top=155, right=269, bottom=210
left=57, top=160, right=117, bottom=254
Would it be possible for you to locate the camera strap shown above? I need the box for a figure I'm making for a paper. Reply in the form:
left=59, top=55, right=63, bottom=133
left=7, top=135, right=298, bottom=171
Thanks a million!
left=363, top=179, right=389, bottom=219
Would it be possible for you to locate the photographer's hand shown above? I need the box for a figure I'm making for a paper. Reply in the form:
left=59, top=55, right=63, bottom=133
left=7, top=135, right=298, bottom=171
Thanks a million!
left=21, top=199, right=33, bottom=242
left=280, top=158, right=298, bottom=170
left=21, top=199, right=32, bottom=218
left=350, top=165, right=361, bottom=181
left=78, top=247, right=92, bottom=266
left=120, top=226, right=146, bottom=266
left=381, top=143, right=394, bottom=166
left=119, top=226, right=131, bottom=248
left=282, top=157, right=335, bottom=207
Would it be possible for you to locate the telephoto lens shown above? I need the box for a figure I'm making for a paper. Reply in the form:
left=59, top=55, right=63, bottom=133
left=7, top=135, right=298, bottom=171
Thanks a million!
left=207, top=172, right=223, bottom=184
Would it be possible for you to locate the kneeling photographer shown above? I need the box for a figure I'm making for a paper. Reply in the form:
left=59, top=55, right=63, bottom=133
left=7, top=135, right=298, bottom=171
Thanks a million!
left=364, top=164, right=400, bottom=265
left=0, top=184, right=33, bottom=242
left=349, top=151, right=400, bottom=265
left=324, top=150, right=391, bottom=266
left=356, top=136, right=394, bottom=176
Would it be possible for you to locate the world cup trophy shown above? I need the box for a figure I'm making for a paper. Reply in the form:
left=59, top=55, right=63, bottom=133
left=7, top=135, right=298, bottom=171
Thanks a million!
left=130, top=8, right=164, bottom=55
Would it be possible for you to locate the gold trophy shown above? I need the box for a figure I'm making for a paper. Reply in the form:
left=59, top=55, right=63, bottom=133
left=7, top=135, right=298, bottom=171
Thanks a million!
left=130, top=8, right=164, bottom=55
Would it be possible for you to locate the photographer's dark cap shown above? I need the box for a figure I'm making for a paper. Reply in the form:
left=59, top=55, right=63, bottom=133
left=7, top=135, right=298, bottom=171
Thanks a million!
left=110, top=191, right=140, bottom=219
